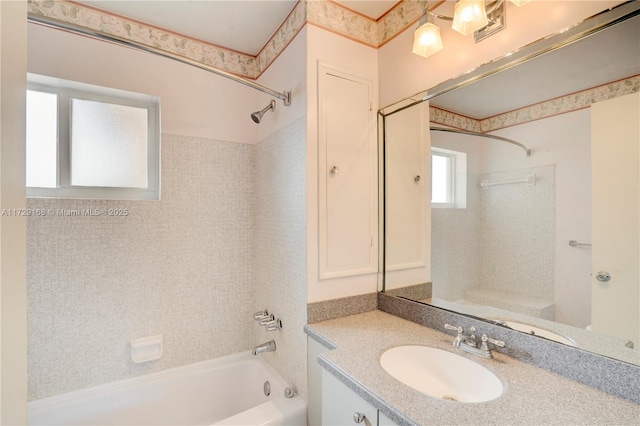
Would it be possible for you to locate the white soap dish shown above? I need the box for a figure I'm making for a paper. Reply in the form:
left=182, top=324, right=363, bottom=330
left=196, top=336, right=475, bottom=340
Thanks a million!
left=130, top=334, right=163, bottom=363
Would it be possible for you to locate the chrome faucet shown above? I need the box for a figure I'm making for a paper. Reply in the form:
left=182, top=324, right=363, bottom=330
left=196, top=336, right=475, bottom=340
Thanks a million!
left=444, top=324, right=505, bottom=359
left=252, top=340, right=276, bottom=356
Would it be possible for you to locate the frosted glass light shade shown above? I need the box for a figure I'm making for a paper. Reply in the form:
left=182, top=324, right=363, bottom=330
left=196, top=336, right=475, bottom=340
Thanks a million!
left=452, top=0, right=488, bottom=36
left=70, top=98, right=148, bottom=188
left=412, top=21, right=444, bottom=58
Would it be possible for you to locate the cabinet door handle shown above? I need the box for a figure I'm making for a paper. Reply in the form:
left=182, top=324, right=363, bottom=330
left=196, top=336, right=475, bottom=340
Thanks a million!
left=330, top=166, right=339, bottom=175
left=353, top=412, right=366, bottom=423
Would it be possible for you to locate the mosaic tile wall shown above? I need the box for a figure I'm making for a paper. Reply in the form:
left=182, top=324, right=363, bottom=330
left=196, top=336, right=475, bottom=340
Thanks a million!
left=479, top=165, right=556, bottom=301
left=431, top=173, right=481, bottom=301
left=27, top=134, right=256, bottom=400
left=253, top=117, right=308, bottom=400
left=431, top=165, right=555, bottom=305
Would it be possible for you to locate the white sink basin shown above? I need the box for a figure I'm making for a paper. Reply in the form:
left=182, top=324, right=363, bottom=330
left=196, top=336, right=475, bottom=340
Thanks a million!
left=380, top=345, right=503, bottom=403
left=494, top=320, right=577, bottom=346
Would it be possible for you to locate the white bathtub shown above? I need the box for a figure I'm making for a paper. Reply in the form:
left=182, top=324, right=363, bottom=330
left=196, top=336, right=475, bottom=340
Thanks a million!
left=28, top=352, right=307, bottom=426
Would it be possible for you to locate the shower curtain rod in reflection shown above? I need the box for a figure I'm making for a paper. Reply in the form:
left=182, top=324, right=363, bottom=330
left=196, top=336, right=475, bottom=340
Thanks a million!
left=430, top=126, right=531, bottom=157
left=27, top=14, right=292, bottom=106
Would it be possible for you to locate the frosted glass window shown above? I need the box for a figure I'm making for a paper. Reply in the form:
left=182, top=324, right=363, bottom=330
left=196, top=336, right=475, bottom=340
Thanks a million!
left=26, top=90, right=57, bottom=188
left=71, top=99, right=148, bottom=188
left=432, top=153, right=454, bottom=203
left=26, top=73, right=160, bottom=200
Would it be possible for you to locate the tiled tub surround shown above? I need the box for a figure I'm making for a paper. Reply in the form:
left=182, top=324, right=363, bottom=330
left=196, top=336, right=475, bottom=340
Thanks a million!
left=28, top=120, right=309, bottom=402
left=253, top=117, right=308, bottom=400
left=474, top=165, right=556, bottom=316
left=27, top=134, right=255, bottom=400
left=305, top=310, right=640, bottom=426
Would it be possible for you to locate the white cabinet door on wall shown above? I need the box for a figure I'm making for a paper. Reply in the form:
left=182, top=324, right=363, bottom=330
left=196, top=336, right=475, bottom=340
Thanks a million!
left=591, top=92, right=640, bottom=347
left=384, top=102, right=429, bottom=271
left=318, top=63, right=377, bottom=279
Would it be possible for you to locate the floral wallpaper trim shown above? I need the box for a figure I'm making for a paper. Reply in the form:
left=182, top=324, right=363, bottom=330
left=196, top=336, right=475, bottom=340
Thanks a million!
left=306, top=1, right=378, bottom=47
left=27, top=0, right=261, bottom=78
left=429, top=106, right=482, bottom=132
left=480, top=75, right=640, bottom=132
left=26, top=0, right=428, bottom=81
left=256, top=1, right=307, bottom=75
left=430, top=75, right=640, bottom=134
left=377, top=0, right=429, bottom=47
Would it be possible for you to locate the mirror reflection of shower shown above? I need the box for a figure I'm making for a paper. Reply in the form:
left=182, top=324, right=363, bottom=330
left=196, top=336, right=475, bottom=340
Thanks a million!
left=251, top=100, right=276, bottom=123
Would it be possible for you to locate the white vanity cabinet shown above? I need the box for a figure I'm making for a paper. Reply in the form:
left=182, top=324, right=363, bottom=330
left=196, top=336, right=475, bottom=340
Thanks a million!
left=377, top=412, right=398, bottom=426
left=318, top=63, right=377, bottom=279
left=322, top=370, right=399, bottom=426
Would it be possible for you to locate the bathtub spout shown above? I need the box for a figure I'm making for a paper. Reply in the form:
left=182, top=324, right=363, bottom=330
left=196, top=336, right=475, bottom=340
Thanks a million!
left=252, top=340, right=276, bottom=356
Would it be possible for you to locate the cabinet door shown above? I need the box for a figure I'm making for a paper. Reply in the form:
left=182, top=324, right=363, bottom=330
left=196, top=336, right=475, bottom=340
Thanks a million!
left=591, top=92, right=640, bottom=347
left=384, top=102, right=429, bottom=271
left=318, top=63, right=377, bottom=279
left=322, top=371, right=377, bottom=426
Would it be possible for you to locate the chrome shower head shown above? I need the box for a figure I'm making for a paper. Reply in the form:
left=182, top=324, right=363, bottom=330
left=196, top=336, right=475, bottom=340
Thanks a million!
left=251, top=100, right=276, bottom=123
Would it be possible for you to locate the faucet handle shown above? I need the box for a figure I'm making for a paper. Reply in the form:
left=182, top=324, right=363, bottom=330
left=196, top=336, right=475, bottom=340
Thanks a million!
left=265, top=319, right=283, bottom=331
left=481, top=334, right=505, bottom=348
left=444, top=323, right=463, bottom=333
left=260, top=314, right=275, bottom=325
left=254, top=310, right=269, bottom=320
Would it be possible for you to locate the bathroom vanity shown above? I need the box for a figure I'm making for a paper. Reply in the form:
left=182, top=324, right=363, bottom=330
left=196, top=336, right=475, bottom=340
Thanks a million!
left=305, top=310, right=640, bottom=426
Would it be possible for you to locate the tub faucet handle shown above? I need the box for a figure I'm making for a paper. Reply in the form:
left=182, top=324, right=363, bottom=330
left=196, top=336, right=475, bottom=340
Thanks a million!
left=265, top=319, right=282, bottom=331
left=260, top=314, right=275, bottom=325
left=254, top=310, right=269, bottom=321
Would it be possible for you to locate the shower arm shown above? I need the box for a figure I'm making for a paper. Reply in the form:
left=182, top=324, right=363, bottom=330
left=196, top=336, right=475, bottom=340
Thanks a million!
left=27, top=13, right=292, bottom=106
left=430, top=126, right=531, bottom=157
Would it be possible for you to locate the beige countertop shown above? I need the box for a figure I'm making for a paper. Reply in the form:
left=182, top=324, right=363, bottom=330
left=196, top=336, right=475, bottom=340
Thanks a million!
left=305, top=310, right=640, bottom=426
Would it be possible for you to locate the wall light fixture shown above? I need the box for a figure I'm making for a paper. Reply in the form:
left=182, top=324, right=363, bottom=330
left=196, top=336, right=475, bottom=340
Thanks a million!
left=413, top=0, right=532, bottom=58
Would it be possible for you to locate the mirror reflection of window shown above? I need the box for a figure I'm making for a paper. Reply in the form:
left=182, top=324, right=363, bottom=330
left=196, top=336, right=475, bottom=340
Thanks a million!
left=431, top=147, right=467, bottom=209
left=431, top=151, right=453, bottom=204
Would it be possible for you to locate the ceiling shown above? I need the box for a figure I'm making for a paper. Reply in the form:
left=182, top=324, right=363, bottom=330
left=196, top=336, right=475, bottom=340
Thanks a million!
left=79, top=0, right=399, bottom=56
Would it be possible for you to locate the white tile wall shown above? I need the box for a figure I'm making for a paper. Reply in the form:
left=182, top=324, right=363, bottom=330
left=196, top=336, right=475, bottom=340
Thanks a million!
left=27, top=134, right=256, bottom=400
left=432, top=174, right=481, bottom=301
left=253, top=117, right=308, bottom=400
left=433, top=165, right=555, bottom=303
left=479, top=165, right=555, bottom=300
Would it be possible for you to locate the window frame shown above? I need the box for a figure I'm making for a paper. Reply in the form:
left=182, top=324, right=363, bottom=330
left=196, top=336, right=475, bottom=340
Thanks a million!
left=26, top=74, right=160, bottom=200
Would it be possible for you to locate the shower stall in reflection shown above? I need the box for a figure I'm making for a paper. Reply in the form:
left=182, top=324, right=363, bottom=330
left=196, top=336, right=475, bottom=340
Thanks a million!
left=383, top=99, right=589, bottom=330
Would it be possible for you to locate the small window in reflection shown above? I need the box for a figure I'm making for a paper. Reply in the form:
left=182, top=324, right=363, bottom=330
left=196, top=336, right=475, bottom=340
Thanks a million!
left=431, top=147, right=467, bottom=208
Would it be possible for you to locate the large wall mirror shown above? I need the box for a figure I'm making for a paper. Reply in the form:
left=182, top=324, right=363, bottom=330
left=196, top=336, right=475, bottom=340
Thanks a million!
left=380, top=1, right=640, bottom=367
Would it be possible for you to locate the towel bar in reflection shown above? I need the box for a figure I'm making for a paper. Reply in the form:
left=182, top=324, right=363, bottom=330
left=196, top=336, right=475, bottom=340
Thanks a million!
left=569, top=240, right=592, bottom=247
left=480, top=174, right=535, bottom=189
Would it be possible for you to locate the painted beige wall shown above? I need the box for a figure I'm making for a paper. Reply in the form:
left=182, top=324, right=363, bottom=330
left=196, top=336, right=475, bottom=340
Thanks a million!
left=27, top=23, right=259, bottom=144
left=0, top=0, right=28, bottom=423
